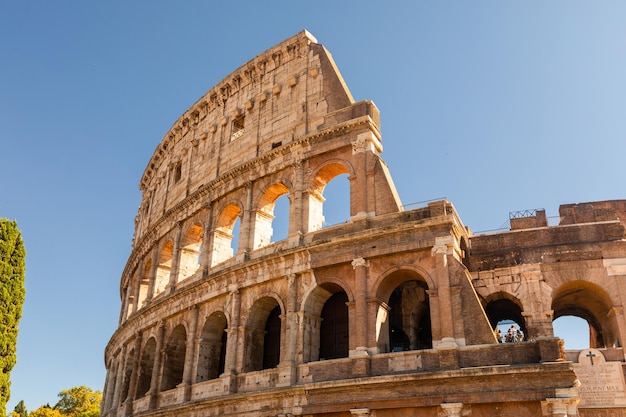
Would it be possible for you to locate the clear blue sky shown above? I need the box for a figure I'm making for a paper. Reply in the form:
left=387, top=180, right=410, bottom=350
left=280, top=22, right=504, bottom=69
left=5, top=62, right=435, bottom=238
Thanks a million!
left=1, top=1, right=625, bottom=412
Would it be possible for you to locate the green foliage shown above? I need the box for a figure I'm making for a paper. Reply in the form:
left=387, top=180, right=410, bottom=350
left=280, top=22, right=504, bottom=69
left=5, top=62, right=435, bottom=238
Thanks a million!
left=0, top=219, right=26, bottom=417
left=13, top=400, right=27, bottom=417
left=28, top=407, right=62, bottom=417
left=54, top=386, right=102, bottom=417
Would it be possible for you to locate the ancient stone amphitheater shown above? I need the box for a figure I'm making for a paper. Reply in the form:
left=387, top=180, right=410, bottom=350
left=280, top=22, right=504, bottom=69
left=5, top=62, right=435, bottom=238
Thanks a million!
left=102, top=31, right=626, bottom=417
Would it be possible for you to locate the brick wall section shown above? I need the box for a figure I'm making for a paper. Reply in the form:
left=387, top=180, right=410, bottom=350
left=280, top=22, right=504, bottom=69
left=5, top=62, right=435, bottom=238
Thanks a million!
left=468, top=221, right=625, bottom=271
left=560, top=199, right=626, bottom=227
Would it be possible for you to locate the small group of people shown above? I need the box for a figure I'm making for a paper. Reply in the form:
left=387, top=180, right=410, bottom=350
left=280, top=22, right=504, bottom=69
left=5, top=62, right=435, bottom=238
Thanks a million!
left=494, top=324, right=524, bottom=343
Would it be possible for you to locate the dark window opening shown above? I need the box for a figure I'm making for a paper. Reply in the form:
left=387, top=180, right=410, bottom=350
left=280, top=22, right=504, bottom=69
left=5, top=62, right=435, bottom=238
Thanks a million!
left=161, top=326, right=187, bottom=391
left=174, top=164, right=182, bottom=183
left=388, top=280, right=432, bottom=351
left=262, top=306, right=282, bottom=369
left=485, top=298, right=527, bottom=343
left=231, top=116, right=245, bottom=141
left=319, top=292, right=349, bottom=360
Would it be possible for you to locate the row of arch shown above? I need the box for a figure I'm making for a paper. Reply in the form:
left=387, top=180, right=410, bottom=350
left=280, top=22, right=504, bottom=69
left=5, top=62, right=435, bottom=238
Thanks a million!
left=122, top=165, right=351, bottom=320
left=106, top=270, right=435, bottom=411
left=107, top=270, right=621, bottom=413
left=483, top=279, right=620, bottom=349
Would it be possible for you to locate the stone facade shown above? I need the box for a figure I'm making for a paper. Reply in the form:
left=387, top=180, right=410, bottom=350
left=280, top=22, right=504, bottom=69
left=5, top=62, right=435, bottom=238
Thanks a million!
left=102, top=31, right=626, bottom=417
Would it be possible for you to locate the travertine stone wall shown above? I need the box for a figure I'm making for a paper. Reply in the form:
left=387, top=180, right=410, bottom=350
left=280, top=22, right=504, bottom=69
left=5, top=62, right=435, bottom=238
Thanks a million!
left=103, top=31, right=626, bottom=417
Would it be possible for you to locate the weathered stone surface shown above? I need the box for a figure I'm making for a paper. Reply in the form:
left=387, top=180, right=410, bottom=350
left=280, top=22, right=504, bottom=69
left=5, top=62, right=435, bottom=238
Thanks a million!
left=102, top=31, right=626, bottom=417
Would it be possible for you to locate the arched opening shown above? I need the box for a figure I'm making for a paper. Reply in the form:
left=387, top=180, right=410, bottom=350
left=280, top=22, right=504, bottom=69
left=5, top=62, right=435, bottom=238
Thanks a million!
left=321, top=173, right=350, bottom=227
left=211, top=203, right=242, bottom=266
left=161, top=325, right=187, bottom=391
left=553, top=316, right=591, bottom=349
left=484, top=295, right=527, bottom=343
left=388, top=280, right=432, bottom=351
left=308, top=162, right=350, bottom=232
left=319, top=290, right=349, bottom=360
left=231, top=216, right=241, bottom=254
left=155, top=241, right=173, bottom=296
left=272, top=193, right=290, bottom=243
left=263, top=306, right=282, bottom=369
left=375, top=270, right=433, bottom=353
left=253, top=183, right=290, bottom=249
left=137, top=260, right=151, bottom=309
left=196, top=312, right=228, bottom=382
left=244, top=297, right=282, bottom=372
left=122, top=280, right=133, bottom=320
left=552, top=281, right=615, bottom=348
left=135, top=337, right=156, bottom=399
left=119, top=348, right=134, bottom=402
left=178, top=223, right=203, bottom=282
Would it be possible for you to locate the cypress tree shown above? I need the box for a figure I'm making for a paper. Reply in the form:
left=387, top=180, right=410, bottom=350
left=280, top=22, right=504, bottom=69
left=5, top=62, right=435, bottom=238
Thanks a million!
left=0, top=219, right=26, bottom=417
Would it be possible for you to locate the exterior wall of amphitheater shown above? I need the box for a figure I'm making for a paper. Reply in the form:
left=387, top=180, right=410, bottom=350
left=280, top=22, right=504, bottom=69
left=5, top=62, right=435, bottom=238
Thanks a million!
left=103, top=31, right=626, bottom=417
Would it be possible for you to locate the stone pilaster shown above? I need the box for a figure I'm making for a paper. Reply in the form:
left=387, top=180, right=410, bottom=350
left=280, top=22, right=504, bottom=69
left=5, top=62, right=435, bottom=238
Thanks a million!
left=132, top=260, right=145, bottom=314
left=146, top=249, right=159, bottom=301
left=124, top=333, right=143, bottom=415
left=168, top=221, right=183, bottom=291
left=541, top=397, right=579, bottom=416
left=278, top=274, right=299, bottom=387
left=289, top=160, right=305, bottom=238
left=149, top=322, right=166, bottom=409
left=183, top=305, right=200, bottom=400
left=110, top=349, right=125, bottom=412
left=608, top=306, right=626, bottom=348
left=351, top=257, right=370, bottom=353
left=431, top=236, right=456, bottom=345
left=199, top=203, right=213, bottom=276
left=223, top=289, right=241, bottom=393
left=240, top=181, right=254, bottom=255
left=350, top=132, right=381, bottom=220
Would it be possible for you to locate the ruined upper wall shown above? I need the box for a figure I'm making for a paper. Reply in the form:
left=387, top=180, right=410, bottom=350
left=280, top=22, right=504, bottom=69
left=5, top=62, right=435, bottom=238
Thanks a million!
left=135, top=30, right=370, bottom=239
left=468, top=200, right=626, bottom=271
left=559, top=200, right=626, bottom=227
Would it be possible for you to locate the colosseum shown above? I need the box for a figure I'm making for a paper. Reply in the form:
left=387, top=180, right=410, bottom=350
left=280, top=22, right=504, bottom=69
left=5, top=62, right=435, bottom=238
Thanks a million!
left=102, top=30, right=626, bottom=417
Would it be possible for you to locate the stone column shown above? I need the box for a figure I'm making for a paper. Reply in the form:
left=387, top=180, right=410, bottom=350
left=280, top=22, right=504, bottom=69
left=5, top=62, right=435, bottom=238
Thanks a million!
left=168, top=221, right=183, bottom=291
left=351, top=257, right=370, bottom=355
left=149, top=322, right=166, bottom=409
left=183, top=305, right=199, bottom=401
